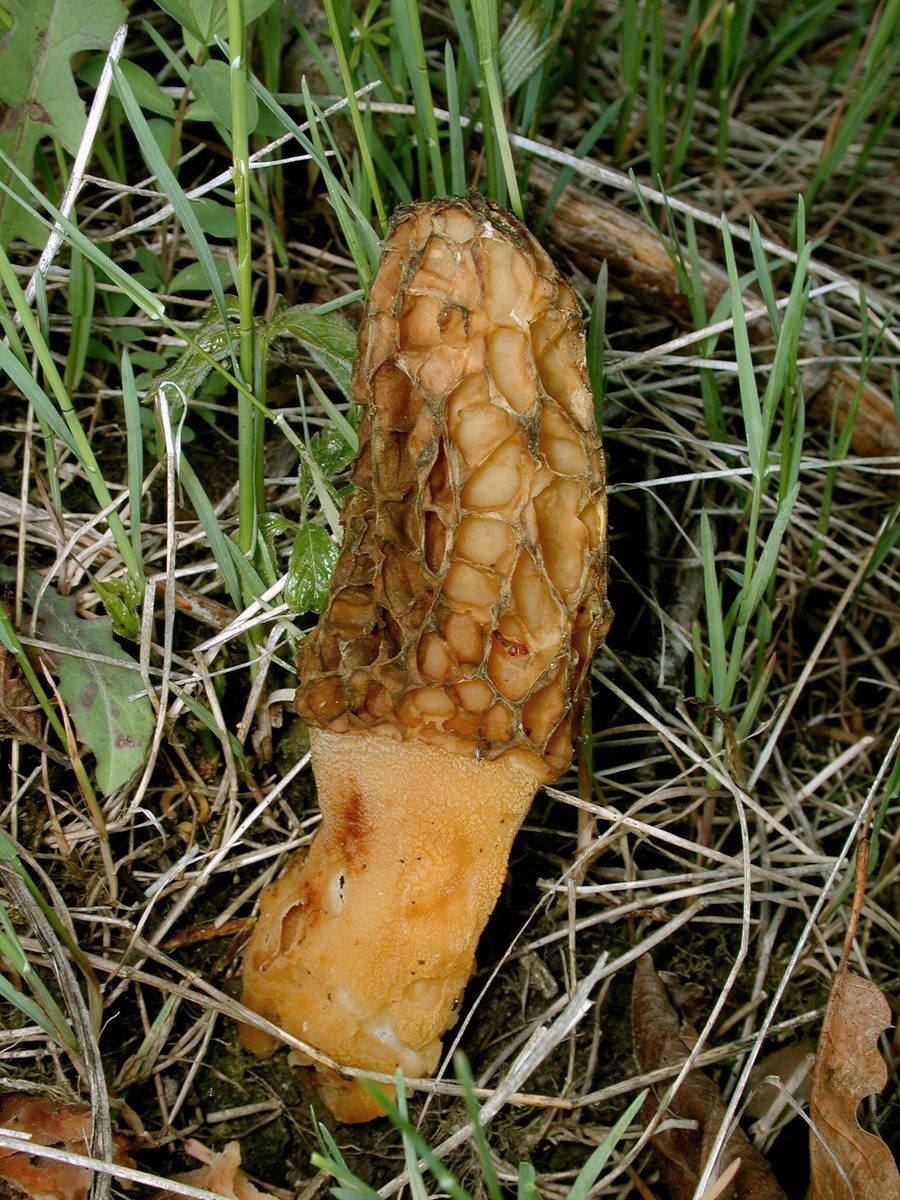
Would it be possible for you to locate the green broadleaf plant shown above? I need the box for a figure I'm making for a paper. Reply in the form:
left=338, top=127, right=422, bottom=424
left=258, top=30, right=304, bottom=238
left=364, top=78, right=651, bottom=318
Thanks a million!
left=285, top=524, right=340, bottom=615
left=0, top=0, right=127, bottom=244
left=153, top=0, right=277, bottom=58
left=34, top=587, right=156, bottom=796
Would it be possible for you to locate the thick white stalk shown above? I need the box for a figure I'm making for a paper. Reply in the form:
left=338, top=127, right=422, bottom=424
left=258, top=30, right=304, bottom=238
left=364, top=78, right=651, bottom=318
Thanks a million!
left=240, top=727, right=538, bottom=1121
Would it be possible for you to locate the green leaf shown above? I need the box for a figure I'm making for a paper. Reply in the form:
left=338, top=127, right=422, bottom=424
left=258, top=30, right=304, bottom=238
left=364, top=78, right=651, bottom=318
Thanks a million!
left=0, top=0, right=127, bottom=245
left=34, top=588, right=155, bottom=796
left=268, top=301, right=357, bottom=397
left=285, top=524, right=339, bottom=614
left=80, top=56, right=175, bottom=117
left=155, top=0, right=279, bottom=48
left=517, top=1162, right=540, bottom=1200
left=153, top=0, right=206, bottom=40
left=568, top=1090, right=647, bottom=1200
left=192, top=197, right=237, bottom=238
left=300, top=425, right=355, bottom=493
left=190, top=59, right=258, bottom=132
left=167, top=256, right=232, bottom=294
left=91, top=573, right=142, bottom=641
left=154, top=298, right=241, bottom=401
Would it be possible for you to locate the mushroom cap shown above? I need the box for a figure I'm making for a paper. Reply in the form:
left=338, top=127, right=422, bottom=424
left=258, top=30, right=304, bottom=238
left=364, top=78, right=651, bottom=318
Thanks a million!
left=297, top=194, right=612, bottom=782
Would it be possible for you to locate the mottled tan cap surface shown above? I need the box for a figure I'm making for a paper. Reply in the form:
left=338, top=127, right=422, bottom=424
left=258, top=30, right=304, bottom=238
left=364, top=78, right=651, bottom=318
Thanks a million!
left=297, top=193, right=612, bottom=781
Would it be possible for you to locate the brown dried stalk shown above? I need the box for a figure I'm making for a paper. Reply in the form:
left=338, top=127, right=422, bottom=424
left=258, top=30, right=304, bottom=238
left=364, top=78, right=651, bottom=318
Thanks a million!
left=530, top=165, right=900, bottom=461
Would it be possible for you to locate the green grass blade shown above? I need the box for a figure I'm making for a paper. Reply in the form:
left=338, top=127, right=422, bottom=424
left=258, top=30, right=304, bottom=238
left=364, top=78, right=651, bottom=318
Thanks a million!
left=0, top=958, right=77, bottom=1053
left=736, top=650, right=778, bottom=741
left=0, top=243, right=143, bottom=582
left=249, top=74, right=380, bottom=286
left=358, top=1081, right=473, bottom=1200
left=0, top=149, right=165, bottom=320
left=645, top=1, right=665, bottom=177
left=323, top=0, right=388, bottom=230
left=569, top=1089, right=647, bottom=1200
left=721, top=217, right=763, bottom=481
left=749, top=221, right=781, bottom=331
left=63, top=247, right=95, bottom=394
left=741, top=482, right=801, bottom=622
left=760, top=200, right=810, bottom=442
left=120, top=349, right=146, bottom=574
left=517, top=1161, right=540, bottom=1200
left=535, top=99, right=623, bottom=232
left=312, top=1119, right=382, bottom=1200
left=454, top=1054, right=503, bottom=1200
left=445, top=42, right=467, bottom=195
left=472, top=0, right=522, bottom=215
left=112, top=61, right=232, bottom=327
left=173, top=448, right=243, bottom=607
left=169, top=683, right=248, bottom=764
left=392, top=1077, right=430, bottom=1200
left=227, top=0, right=264, bottom=562
left=0, top=338, right=77, bottom=454
left=391, top=0, right=447, bottom=195
left=588, top=261, right=608, bottom=424
left=0, top=900, right=79, bottom=1057
left=701, top=512, right=728, bottom=706
left=303, top=371, right=358, bottom=453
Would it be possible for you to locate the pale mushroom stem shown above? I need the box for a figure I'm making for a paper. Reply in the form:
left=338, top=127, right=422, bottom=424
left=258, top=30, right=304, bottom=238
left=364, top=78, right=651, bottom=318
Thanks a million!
left=241, top=728, right=538, bottom=1121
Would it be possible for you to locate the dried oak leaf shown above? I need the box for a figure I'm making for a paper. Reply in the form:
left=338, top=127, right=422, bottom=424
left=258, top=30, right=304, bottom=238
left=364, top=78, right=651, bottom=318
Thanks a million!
left=632, top=955, right=787, bottom=1200
left=0, top=1094, right=133, bottom=1200
left=809, top=970, right=900, bottom=1200
left=0, top=643, right=42, bottom=745
left=157, top=1141, right=269, bottom=1200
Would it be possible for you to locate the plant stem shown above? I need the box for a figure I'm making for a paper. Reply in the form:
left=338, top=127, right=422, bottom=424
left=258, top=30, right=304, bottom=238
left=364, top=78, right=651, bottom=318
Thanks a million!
left=228, top=0, right=262, bottom=560
left=473, top=0, right=522, bottom=217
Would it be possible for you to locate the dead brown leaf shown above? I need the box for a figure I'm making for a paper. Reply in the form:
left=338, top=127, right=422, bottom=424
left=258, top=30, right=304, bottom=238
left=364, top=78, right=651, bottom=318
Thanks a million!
left=809, top=970, right=900, bottom=1200
left=156, top=1140, right=272, bottom=1199
left=0, top=643, right=68, bottom=764
left=0, top=643, right=41, bottom=743
left=745, top=1043, right=815, bottom=1120
left=0, top=1094, right=133, bottom=1200
left=632, top=955, right=787, bottom=1200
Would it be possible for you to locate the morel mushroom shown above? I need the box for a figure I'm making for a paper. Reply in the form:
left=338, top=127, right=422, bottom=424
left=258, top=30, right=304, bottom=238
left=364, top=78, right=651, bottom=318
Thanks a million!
left=240, top=194, right=612, bottom=1122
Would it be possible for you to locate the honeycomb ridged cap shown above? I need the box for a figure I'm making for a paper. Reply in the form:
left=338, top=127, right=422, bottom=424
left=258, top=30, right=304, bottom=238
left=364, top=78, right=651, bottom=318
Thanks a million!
left=296, top=193, right=612, bottom=781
